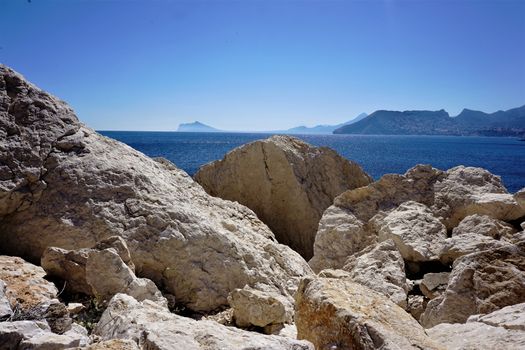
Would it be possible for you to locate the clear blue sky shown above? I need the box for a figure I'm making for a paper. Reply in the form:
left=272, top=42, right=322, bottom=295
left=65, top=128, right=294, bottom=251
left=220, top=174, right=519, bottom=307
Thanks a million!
left=1, top=0, right=524, bottom=131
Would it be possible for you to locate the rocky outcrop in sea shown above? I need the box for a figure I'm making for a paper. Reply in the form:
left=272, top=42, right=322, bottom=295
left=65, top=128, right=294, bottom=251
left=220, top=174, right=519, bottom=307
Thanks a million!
left=0, top=64, right=524, bottom=349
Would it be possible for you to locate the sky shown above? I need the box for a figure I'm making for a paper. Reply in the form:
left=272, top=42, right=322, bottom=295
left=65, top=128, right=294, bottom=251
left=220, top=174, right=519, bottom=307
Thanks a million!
left=1, top=0, right=524, bottom=131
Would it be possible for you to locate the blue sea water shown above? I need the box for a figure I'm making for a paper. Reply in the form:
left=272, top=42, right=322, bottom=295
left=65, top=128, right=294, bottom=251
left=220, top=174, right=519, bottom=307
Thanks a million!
left=99, top=131, right=525, bottom=193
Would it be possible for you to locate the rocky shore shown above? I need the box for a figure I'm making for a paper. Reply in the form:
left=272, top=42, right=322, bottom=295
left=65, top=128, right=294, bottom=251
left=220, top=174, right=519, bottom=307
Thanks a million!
left=0, top=64, right=524, bottom=349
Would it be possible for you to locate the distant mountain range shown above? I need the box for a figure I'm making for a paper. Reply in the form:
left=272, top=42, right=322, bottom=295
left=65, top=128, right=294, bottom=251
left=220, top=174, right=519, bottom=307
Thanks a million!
left=334, top=105, right=525, bottom=136
left=176, top=113, right=368, bottom=134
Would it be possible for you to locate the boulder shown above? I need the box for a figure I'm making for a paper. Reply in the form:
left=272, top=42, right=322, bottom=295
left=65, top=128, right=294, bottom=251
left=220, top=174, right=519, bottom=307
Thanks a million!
left=0, top=256, right=58, bottom=313
left=194, top=135, right=371, bottom=259
left=85, top=248, right=167, bottom=306
left=41, top=236, right=134, bottom=296
left=228, top=286, right=292, bottom=328
left=0, top=65, right=312, bottom=312
left=372, top=201, right=447, bottom=262
left=421, top=244, right=525, bottom=328
left=428, top=305, right=525, bottom=350
left=407, top=295, right=427, bottom=321
left=0, top=280, right=12, bottom=320
left=0, top=321, right=89, bottom=350
left=515, top=187, right=525, bottom=211
left=420, top=272, right=449, bottom=299
left=294, top=277, right=443, bottom=350
left=439, top=234, right=516, bottom=265
left=451, top=214, right=516, bottom=239
left=93, top=293, right=313, bottom=350
left=342, top=239, right=409, bottom=308
left=309, top=207, right=375, bottom=272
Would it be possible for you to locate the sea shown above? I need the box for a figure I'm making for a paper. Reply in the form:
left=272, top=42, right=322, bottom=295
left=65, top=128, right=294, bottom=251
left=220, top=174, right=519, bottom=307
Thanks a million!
left=99, top=131, right=525, bottom=193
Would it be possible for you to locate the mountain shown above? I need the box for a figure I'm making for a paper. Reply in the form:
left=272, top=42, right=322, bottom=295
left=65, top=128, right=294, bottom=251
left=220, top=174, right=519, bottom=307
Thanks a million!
left=177, top=121, right=221, bottom=132
left=334, top=106, right=525, bottom=136
left=283, top=113, right=368, bottom=134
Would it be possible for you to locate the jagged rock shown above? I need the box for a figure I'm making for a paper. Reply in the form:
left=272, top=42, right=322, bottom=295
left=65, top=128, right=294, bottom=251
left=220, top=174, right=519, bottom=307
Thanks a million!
left=452, top=214, right=516, bottom=239
left=0, top=256, right=58, bottom=313
left=421, top=244, right=525, bottom=328
left=86, top=248, right=166, bottom=306
left=228, top=286, right=292, bottom=328
left=93, top=294, right=313, bottom=350
left=76, top=339, right=139, bottom=350
left=468, top=302, right=525, bottom=331
left=317, top=268, right=352, bottom=279
left=294, top=277, right=443, bottom=350
left=428, top=305, right=525, bottom=350
left=515, top=188, right=525, bottom=211
left=407, top=295, right=427, bottom=321
left=439, top=234, right=516, bottom=265
left=41, top=236, right=134, bottom=296
left=0, top=321, right=89, bottom=349
left=194, top=135, right=371, bottom=259
left=309, top=207, right=375, bottom=272
left=0, top=280, right=12, bottom=319
left=420, top=272, right=449, bottom=299
left=372, top=201, right=447, bottom=262
left=0, top=66, right=312, bottom=313
left=342, top=239, right=409, bottom=308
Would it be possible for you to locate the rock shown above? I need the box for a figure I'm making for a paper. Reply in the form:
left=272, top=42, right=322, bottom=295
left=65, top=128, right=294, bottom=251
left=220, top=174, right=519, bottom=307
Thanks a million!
left=228, top=286, right=292, bottom=328
left=0, top=65, right=312, bottom=313
left=86, top=248, right=167, bottom=306
left=420, top=272, right=450, bottom=299
left=407, top=295, right=427, bottom=321
left=439, top=234, right=516, bottom=265
left=294, top=277, right=443, bottom=350
left=0, top=280, right=12, bottom=320
left=309, top=207, right=375, bottom=272
left=428, top=321, right=525, bottom=350
left=452, top=214, right=516, bottom=239
left=515, top=187, right=525, bottom=211
left=66, top=303, right=85, bottom=315
left=76, top=339, right=139, bottom=350
left=0, top=320, right=89, bottom=350
left=421, top=244, right=525, bottom=328
left=0, top=256, right=58, bottom=313
left=93, top=293, right=313, bottom=350
left=317, top=268, right=352, bottom=279
left=432, top=166, right=525, bottom=229
left=194, top=135, right=371, bottom=259
left=372, top=201, right=447, bottom=262
left=342, top=239, right=409, bottom=308
left=468, top=302, right=525, bottom=331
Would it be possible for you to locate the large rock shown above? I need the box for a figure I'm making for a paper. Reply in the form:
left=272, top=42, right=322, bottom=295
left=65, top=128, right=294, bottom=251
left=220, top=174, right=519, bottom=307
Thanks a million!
left=421, top=244, right=525, bottom=328
left=428, top=304, right=525, bottom=349
left=308, top=207, right=375, bottom=272
left=439, top=233, right=516, bottom=265
left=451, top=214, right=516, bottom=239
left=0, top=256, right=58, bottom=313
left=0, top=65, right=312, bottom=312
left=0, top=321, right=89, bottom=350
left=342, top=239, right=409, bottom=308
left=372, top=201, right=447, bottom=262
left=228, top=286, right=292, bottom=328
left=0, top=280, right=12, bottom=319
left=294, top=277, right=443, bottom=350
left=194, top=135, right=371, bottom=259
left=41, top=236, right=135, bottom=296
left=420, top=272, right=449, bottom=300
left=93, top=293, right=313, bottom=350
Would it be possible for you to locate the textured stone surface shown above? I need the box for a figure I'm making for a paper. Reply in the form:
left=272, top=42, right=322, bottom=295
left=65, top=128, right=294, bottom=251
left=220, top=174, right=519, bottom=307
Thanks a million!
left=228, top=286, right=292, bottom=328
left=420, top=272, right=449, bottom=300
left=86, top=248, right=166, bottom=306
left=421, top=244, right=525, bottom=328
left=0, top=280, right=12, bottom=319
left=452, top=214, right=516, bottom=239
left=41, top=236, right=134, bottom=296
left=342, top=239, right=409, bottom=308
left=309, top=207, right=375, bottom=272
left=407, top=295, right=427, bottom=321
left=439, top=234, right=516, bottom=265
left=372, top=201, right=447, bottom=262
left=428, top=321, right=525, bottom=350
left=76, top=339, right=139, bottom=350
left=0, top=321, right=89, bottom=350
left=94, top=294, right=313, bottom=350
left=0, top=65, right=312, bottom=312
left=0, top=256, right=58, bottom=312
left=195, top=135, right=371, bottom=259
left=295, top=277, right=443, bottom=350
left=468, top=302, right=525, bottom=331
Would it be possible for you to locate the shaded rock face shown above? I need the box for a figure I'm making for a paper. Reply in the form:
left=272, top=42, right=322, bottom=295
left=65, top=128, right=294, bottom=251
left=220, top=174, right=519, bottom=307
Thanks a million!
left=0, top=65, right=312, bottom=313
left=94, top=293, right=314, bottom=350
left=421, top=244, right=525, bottom=328
left=294, top=277, right=442, bottom=350
left=194, top=135, right=371, bottom=259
